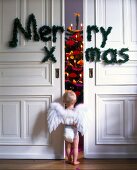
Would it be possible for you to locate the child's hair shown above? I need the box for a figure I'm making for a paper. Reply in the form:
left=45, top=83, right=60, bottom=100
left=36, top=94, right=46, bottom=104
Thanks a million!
left=63, top=90, right=77, bottom=105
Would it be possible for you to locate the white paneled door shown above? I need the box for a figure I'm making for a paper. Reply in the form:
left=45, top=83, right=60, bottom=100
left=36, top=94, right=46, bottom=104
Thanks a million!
left=0, top=0, right=64, bottom=159
left=84, top=0, right=137, bottom=158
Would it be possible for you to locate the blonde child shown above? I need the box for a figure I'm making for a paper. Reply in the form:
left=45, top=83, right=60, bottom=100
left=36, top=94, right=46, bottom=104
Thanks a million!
left=62, top=90, right=80, bottom=165
left=48, top=90, right=88, bottom=166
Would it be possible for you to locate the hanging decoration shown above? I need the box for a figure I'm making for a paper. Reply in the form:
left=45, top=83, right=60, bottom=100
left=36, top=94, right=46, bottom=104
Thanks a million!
left=85, top=47, right=129, bottom=64
left=8, top=13, right=64, bottom=63
left=85, top=47, right=101, bottom=62
left=87, top=25, right=99, bottom=41
left=86, top=25, right=112, bottom=48
left=39, top=26, right=52, bottom=42
left=8, top=13, right=129, bottom=64
left=86, top=25, right=129, bottom=64
left=52, top=25, right=64, bottom=42
left=100, top=26, right=112, bottom=48
left=118, top=48, right=129, bottom=64
left=42, top=46, right=56, bottom=63
left=102, top=48, right=117, bottom=64
left=9, top=13, right=40, bottom=47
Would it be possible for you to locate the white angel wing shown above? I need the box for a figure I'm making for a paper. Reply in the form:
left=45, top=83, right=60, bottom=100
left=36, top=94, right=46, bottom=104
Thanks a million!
left=74, top=104, right=89, bottom=136
left=47, top=102, right=66, bottom=133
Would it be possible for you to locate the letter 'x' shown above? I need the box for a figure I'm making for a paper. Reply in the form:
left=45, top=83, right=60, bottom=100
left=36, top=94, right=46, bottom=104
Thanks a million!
left=42, top=46, right=56, bottom=63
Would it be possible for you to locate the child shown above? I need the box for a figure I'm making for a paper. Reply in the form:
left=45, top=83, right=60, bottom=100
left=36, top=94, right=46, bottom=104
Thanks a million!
left=47, top=90, right=88, bottom=165
left=62, top=90, right=79, bottom=165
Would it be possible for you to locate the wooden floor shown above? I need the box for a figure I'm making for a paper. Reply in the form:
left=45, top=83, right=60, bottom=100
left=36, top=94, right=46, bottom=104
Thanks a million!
left=0, top=159, right=137, bottom=170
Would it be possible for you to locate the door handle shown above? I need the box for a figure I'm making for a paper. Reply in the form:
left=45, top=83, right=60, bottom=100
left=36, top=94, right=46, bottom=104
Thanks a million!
left=55, top=68, right=59, bottom=78
left=89, top=68, right=93, bottom=78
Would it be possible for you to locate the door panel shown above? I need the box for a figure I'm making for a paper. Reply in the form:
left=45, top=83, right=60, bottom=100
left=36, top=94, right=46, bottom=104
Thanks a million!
left=96, top=62, right=137, bottom=85
left=84, top=0, right=137, bottom=158
left=0, top=0, right=64, bottom=159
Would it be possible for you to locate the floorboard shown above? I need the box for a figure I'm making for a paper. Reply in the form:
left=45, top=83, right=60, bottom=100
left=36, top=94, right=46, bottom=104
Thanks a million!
left=0, top=159, right=137, bottom=170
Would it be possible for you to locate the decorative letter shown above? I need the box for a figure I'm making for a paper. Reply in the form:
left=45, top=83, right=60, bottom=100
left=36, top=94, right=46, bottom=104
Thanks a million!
left=52, top=25, right=64, bottom=42
left=87, top=25, right=99, bottom=41
left=39, top=26, right=51, bottom=42
left=117, top=48, right=129, bottom=64
left=9, top=13, right=39, bottom=47
left=42, top=46, right=56, bottom=63
left=100, top=27, right=112, bottom=48
left=85, top=47, right=101, bottom=62
left=102, top=48, right=117, bottom=64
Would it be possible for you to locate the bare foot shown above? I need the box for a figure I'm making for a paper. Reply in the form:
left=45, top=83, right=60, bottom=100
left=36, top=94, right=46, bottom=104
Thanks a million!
left=72, top=161, right=80, bottom=165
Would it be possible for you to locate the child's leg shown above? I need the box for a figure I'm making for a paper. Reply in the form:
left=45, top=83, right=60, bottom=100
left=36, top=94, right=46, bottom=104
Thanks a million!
left=73, top=135, right=80, bottom=165
left=65, top=140, right=72, bottom=163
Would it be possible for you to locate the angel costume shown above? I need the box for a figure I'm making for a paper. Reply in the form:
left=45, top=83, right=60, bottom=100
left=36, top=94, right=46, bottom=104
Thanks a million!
left=47, top=102, right=88, bottom=143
